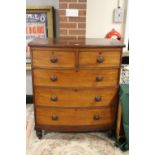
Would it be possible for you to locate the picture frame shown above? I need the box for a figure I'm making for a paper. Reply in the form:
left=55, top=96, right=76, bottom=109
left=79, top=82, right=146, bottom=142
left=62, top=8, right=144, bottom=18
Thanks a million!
left=26, top=6, right=54, bottom=70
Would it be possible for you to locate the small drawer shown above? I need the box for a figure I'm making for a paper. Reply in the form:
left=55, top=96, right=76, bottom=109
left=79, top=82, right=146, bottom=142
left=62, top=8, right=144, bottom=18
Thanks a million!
left=79, top=48, right=121, bottom=68
left=33, top=69, right=119, bottom=87
left=32, top=48, right=75, bottom=68
left=35, top=87, right=118, bottom=107
left=36, top=107, right=114, bottom=126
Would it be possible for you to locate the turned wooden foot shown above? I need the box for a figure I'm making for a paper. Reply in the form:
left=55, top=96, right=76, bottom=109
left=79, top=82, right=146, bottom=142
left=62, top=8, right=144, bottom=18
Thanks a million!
left=36, top=129, right=42, bottom=139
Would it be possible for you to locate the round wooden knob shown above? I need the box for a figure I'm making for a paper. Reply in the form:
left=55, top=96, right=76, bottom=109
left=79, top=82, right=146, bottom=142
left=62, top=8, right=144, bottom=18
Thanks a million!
left=51, top=75, right=57, bottom=81
left=94, top=115, right=100, bottom=120
left=50, top=57, right=58, bottom=63
left=51, top=114, right=58, bottom=120
left=96, top=75, right=103, bottom=81
left=97, top=56, right=104, bottom=63
left=51, top=95, right=58, bottom=101
left=95, top=96, right=102, bottom=102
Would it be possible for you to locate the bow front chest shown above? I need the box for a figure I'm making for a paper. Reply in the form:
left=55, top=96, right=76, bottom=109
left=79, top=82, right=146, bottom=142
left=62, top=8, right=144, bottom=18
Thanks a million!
left=29, top=38, right=125, bottom=139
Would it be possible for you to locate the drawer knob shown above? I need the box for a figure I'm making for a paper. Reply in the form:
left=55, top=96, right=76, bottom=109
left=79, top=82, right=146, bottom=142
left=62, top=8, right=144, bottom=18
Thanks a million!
left=51, top=95, right=58, bottom=101
left=51, top=75, right=57, bottom=81
left=94, top=114, right=100, bottom=120
left=97, top=56, right=104, bottom=63
left=95, top=96, right=102, bottom=102
left=51, top=114, right=58, bottom=120
left=96, top=75, right=103, bottom=81
left=50, top=57, right=58, bottom=63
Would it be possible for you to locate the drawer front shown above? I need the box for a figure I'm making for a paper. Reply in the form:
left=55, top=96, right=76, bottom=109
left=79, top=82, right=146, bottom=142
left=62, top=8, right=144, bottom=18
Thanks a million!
left=35, top=87, right=118, bottom=107
left=36, top=107, right=114, bottom=126
left=33, top=69, right=119, bottom=87
left=79, top=49, right=121, bottom=68
left=32, top=49, right=75, bottom=68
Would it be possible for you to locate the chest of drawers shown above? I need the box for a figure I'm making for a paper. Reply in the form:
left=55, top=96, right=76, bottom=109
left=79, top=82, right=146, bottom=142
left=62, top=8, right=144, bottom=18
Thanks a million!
left=29, top=38, right=125, bottom=139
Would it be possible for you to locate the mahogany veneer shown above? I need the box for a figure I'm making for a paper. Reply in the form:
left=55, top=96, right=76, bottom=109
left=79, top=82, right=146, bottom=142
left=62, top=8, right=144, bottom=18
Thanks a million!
left=29, top=38, right=125, bottom=139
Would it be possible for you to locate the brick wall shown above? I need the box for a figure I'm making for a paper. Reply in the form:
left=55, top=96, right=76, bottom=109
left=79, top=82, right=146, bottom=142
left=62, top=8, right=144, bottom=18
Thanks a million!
left=59, top=0, right=87, bottom=39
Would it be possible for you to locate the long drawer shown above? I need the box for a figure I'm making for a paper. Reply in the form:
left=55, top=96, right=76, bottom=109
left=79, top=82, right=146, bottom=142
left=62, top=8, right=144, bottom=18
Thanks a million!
left=79, top=49, right=121, bottom=68
left=36, top=107, right=115, bottom=126
left=35, top=87, right=118, bottom=107
left=32, top=49, right=75, bottom=68
left=33, top=69, right=119, bottom=87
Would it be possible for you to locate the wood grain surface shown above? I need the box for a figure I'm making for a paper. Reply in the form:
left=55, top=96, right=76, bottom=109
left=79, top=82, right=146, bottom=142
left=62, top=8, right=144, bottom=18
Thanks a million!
left=35, top=87, right=118, bottom=107
left=36, top=107, right=115, bottom=126
left=79, top=49, right=121, bottom=68
left=29, top=38, right=124, bottom=134
left=33, top=69, right=119, bottom=87
left=33, top=49, right=75, bottom=68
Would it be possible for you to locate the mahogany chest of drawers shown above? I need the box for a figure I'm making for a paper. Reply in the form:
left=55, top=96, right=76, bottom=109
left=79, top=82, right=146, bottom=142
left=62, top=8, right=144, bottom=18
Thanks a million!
left=29, top=38, right=125, bottom=139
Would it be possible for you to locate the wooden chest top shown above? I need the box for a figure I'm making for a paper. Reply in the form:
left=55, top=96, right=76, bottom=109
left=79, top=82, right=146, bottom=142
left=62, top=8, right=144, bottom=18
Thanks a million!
left=28, top=37, right=125, bottom=48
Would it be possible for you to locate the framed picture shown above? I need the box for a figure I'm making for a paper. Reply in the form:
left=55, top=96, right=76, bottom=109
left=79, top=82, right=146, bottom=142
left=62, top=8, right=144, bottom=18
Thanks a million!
left=26, top=6, right=54, bottom=69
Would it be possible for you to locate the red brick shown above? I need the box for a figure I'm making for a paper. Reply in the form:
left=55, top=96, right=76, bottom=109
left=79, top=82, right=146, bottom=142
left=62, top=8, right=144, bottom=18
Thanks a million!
left=78, top=0, right=87, bottom=2
left=59, top=10, right=66, bottom=16
left=60, top=29, right=68, bottom=35
left=69, top=29, right=85, bottom=35
left=60, top=35, right=67, bottom=38
left=60, top=17, right=68, bottom=22
left=60, top=36, right=77, bottom=39
left=79, top=10, right=86, bottom=16
left=77, top=36, right=85, bottom=39
left=60, top=0, right=77, bottom=2
left=78, top=23, right=86, bottom=28
left=59, top=0, right=86, bottom=39
left=69, top=3, right=86, bottom=9
left=59, top=3, right=68, bottom=9
left=60, top=23, right=77, bottom=28
left=69, top=17, right=86, bottom=22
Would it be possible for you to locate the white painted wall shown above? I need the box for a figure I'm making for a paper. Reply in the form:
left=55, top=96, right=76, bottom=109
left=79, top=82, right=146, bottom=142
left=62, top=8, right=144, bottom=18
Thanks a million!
left=86, top=0, right=128, bottom=39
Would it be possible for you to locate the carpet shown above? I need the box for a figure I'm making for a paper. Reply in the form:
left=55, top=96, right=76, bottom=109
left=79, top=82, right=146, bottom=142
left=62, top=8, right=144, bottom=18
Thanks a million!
left=26, top=105, right=128, bottom=155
